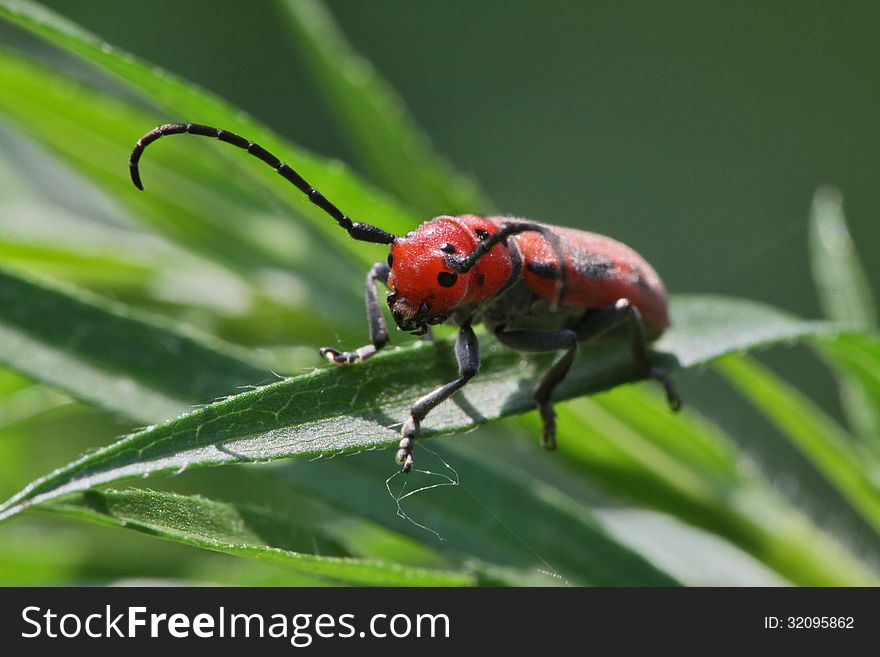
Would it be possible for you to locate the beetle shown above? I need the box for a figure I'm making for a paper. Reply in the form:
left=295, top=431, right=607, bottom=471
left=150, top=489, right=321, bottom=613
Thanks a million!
left=130, top=123, right=681, bottom=472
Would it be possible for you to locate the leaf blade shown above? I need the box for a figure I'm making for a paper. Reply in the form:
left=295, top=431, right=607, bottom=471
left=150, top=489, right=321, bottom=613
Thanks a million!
left=45, top=489, right=475, bottom=586
left=0, top=267, right=271, bottom=423
left=808, top=188, right=880, bottom=452
left=716, top=354, right=880, bottom=539
left=809, top=187, right=877, bottom=330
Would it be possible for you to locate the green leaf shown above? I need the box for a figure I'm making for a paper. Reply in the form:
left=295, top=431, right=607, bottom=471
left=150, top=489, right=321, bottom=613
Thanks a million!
left=809, top=187, right=877, bottom=330
left=0, top=383, right=71, bottom=432
left=808, top=188, right=880, bottom=451
left=0, top=267, right=271, bottom=423
left=276, top=0, right=490, bottom=215
left=43, top=488, right=474, bottom=586
left=0, top=295, right=839, bottom=522
left=821, top=334, right=880, bottom=438
left=716, top=354, right=880, bottom=539
left=0, top=241, right=154, bottom=290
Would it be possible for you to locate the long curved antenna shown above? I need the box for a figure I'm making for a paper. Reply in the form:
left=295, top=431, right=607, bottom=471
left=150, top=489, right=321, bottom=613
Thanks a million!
left=448, top=222, right=567, bottom=309
left=129, top=123, right=396, bottom=245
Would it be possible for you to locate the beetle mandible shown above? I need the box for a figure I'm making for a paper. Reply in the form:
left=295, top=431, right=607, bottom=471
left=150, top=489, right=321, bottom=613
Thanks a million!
left=130, top=123, right=681, bottom=473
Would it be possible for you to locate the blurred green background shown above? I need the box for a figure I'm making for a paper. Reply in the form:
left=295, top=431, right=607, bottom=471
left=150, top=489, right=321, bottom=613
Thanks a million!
left=1, top=0, right=878, bottom=585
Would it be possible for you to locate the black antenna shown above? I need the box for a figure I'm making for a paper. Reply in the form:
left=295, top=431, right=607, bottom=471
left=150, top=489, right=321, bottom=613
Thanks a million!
left=129, top=123, right=396, bottom=245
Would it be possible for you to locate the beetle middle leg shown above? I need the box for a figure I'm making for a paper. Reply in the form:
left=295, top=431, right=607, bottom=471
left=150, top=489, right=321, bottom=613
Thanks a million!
left=320, top=261, right=390, bottom=364
left=494, top=328, right=578, bottom=450
left=397, top=323, right=480, bottom=473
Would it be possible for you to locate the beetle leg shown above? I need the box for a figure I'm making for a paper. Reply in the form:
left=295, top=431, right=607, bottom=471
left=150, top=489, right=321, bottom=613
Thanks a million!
left=397, top=323, right=480, bottom=473
left=320, top=262, right=390, bottom=364
left=576, top=299, right=682, bottom=411
left=494, top=328, right=579, bottom=450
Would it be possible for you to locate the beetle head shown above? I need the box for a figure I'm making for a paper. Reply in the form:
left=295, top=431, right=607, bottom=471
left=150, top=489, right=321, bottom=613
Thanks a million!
left=386, top=218, right=475, bottom=334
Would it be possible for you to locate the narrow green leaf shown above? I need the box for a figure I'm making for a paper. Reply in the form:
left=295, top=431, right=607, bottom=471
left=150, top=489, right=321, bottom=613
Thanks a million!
left=809, top=187, right=877, bottom=330
left=808, top=188, right=880, bottom=451
left=276, top=0, right=490, bottom=215
left=657, top=295, right=838, bottom=368
left=716, top=354, right=880, bottom=539
left=821, top=334, right=880, bottom=431
left=43, top=488, right=474, bottom=586
left=0, top=295, right=838, bottom=521
left=0, top=383, right=71, bottom=432
left=821, top=335, right=880, bottom=457
left=0, top=241, right=154, bottom=289
left=0, top=267, right=271, bottom=423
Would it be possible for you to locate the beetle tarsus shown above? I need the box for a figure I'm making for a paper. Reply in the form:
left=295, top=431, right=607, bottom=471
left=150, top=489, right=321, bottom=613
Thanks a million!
left=319, top=347, right=358, bottom=364
left=395, top=324, right=480, bottom=473
left=650, top=366, right=682, bottom=412
left=538, top=403, right=557, bottom=450
left=397, top=422, right=418, bottom=472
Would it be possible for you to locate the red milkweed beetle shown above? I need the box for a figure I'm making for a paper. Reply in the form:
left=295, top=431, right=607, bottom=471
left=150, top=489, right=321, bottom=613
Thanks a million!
left=130, top=123, right=681, bottom=473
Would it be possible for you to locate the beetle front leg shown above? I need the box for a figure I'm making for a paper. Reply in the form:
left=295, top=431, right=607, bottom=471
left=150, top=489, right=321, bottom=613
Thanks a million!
left=576, top=298, right=682, bottom=411
left=494, top=328, right=578, bottom=450
left=397, top=323, right=480, bottom=473
left=320, top=261, right=390, bottom=364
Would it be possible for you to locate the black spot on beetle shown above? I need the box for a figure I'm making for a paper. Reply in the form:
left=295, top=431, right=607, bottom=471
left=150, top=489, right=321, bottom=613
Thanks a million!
left=440, top=243, right=456, bottom=254
left=635, top=269, right=652, bottom=291
left=474, top=229, right=489, bottom=241
left=476, top=273, right=485, bottom=286
left=527, top=260, right=559, bottom=279
left=437, top=271, right=458, bottom=287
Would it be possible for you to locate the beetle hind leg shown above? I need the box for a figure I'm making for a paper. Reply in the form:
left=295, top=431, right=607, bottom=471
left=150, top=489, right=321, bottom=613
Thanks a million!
left=647, top=366, right=681, bottom=411
left=577, top=298, right=682, bottom=411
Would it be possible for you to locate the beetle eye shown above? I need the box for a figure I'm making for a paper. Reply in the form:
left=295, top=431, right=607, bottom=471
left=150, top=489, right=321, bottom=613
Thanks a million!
left=437, top=271, right=457, bottom=288
left=387, top=253, right=393, bottom=268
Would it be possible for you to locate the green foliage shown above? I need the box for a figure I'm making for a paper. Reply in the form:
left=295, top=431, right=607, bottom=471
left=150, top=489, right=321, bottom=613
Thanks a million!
left=44, top=489, right=474, bottom=586
left=0, top=268, right=269, bottom=422
left=0, top=0, right=878, bottom=586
